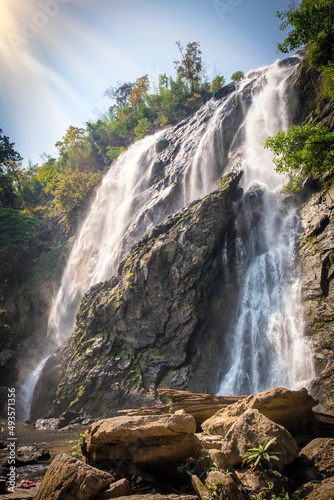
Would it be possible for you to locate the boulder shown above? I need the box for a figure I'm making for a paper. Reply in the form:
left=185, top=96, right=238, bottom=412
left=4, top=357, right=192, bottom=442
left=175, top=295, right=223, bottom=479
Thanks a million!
left=292, top=477, right=334, bottom=499
left=236, top=469, right=292, bottom=498
left=111, top=496, right=197, bottom=500
left=84, top=414, right=199, bottom=474
left=34, top=453, right=114, bottom=500
left=191, top=471, right=243, bottom=500
left=35, top=410, right=81, bottom=430
left=299, top=437, right=334, bottom=478
left=155, top=138, right=169, bottom=153
left=286, top=438, right=334, bottom=486
left=219, top=409, right=299, bottom=471
left=35, top=418, right=64, bottom=430
left=191, top=475, right=206, bottom=499
left=201, top=387, right=318, bottom=436
left=15, top=445, right=50, bottom=466
left=208, top=450, right=237, bottom=477
left=95, top=478, right=133, bottom=500
left=195, top=433, right=224, bottom=450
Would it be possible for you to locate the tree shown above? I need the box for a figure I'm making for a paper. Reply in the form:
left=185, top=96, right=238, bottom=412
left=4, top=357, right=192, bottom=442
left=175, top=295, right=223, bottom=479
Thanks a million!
left=0, top=130, right=23, bottom=208
left=55, top=126, right=86, bottom=156
left=0, top=208, right=39, bottom=285
left=277, top=0, right=334, bottom=70
left=130, top=75, right=150, bottom=106
left=265, top=124, right=334, bottom=190
left=104, top=81, right=135, bottom=108
left=210, top=75, right=225, bottom=96
left=55, top=126, right=98, bottom=173
left=53, top=170, right=101, bottom=226
left=106, top=146, right=125, bottom=163
left=134, top=118, right=150, bottom=141
left=174, top=41, right=203, bottom=92
left=231, top=71, right=244, bottom=82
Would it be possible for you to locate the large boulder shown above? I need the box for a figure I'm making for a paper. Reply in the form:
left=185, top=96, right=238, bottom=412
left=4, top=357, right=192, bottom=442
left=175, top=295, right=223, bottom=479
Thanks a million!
left=292, top=477, right=334, bottom=500
left=201, top=387, right=318, bottom=436
left=286, top=438, right=334, bottom=486
left=299, top=438, right=334, bottom=478
left=219, top=409, right=299, bottom=471
left=84, top=414, right=199, bottom=474
left=34, top=453, right=114, bottom=500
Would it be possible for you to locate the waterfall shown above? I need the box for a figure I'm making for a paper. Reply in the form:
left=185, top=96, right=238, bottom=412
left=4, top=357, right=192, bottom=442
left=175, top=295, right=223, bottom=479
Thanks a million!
left=21, top=56, right=314, bottom=419
left=217, top=59, right=315, bottom=395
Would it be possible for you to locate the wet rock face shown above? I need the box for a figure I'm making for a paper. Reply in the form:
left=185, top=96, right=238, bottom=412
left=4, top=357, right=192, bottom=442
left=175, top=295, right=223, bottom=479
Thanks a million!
left=31, top=172, right=243, bottom=420
left=298, top=185, right=334, bottom=413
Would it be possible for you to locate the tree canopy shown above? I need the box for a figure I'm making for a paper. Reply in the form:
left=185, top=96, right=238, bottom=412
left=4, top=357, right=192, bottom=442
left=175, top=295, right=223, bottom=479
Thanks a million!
left=265, top=124, right=334, bottom=190
left=0, top=39, right=234, bottom=269
left=0, top=129, right=23, bottom=208
left=174, top=41, right=203, bottom=92
left=277, top=0, right=334, bottom=70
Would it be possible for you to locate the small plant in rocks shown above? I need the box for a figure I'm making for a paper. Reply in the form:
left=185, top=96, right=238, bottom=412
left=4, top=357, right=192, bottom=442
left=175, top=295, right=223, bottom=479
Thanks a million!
left=242, top=438, right=281, bottom=470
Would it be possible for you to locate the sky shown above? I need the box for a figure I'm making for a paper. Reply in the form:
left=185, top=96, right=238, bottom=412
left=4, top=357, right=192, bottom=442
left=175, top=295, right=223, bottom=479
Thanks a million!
left=0, top=0, right=295, bottom=166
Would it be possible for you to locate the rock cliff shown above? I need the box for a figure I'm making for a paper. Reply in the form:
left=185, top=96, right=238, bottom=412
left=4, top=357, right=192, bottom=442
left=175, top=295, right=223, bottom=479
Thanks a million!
left=30, top=56, right=334, bottom=420
left=31, top=171, right=243, bottom=420
left=298, top=183, right=334, bottom=413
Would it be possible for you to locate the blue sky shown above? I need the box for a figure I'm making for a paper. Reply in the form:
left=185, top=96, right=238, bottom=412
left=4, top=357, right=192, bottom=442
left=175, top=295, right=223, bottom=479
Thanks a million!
left=0, top=0, right=295, bottom=165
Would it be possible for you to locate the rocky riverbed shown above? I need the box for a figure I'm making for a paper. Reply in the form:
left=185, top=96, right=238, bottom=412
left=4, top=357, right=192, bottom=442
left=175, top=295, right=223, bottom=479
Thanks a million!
left=3, top=387, right=333, bottom=500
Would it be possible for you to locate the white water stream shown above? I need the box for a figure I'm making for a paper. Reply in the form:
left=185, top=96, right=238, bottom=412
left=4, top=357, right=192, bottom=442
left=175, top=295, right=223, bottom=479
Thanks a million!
left=217, top=60, right=315, bottom=395
left=20, top=58, right=314, bottom=419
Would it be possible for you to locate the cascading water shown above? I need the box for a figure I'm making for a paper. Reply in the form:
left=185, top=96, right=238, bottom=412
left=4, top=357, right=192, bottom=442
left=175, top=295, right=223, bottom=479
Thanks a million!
left=21, top=56, right=314, bottom=419
left=217, top=59, right=315, bottom=395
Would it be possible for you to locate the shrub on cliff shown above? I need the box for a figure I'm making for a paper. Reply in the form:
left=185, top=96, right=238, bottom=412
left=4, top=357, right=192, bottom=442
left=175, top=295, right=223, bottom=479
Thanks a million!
left=265, top=123, right=334, bottom=190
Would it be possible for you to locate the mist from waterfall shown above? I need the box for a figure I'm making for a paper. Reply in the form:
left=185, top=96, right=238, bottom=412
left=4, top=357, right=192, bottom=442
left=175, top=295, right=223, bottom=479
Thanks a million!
left=20, top=56, right=315, bottom=419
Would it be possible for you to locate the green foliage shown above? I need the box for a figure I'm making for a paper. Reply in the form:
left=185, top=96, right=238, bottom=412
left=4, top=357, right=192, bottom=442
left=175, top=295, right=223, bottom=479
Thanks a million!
left=106, top=146, right=125, bottom=163
left=0, top=40, right=227, bottom=239
left=0, top=208, right=39, bottom=286
left=53, top=170, right=101, bottom=226
left=35, top=156, right=64, bottom=195
left=276, top=0, right=334, bottom=70
left=134, top=118, right=150, bottom=141
left=265, top=124, right=334, bottom=190
left=242, top=438, right=281, bottom=469
left=130, top=75, right=150, bottom=106
left=177, top=457, right=220, bottom=482
left=321, top=66, right=334, bottom=100
left=210, top=76, right=225, bottom=96
left=72, top=432, right=86, bottom=457
left=174, top=41, right=203, bottom=92
left=0, top=129, right=23, bottom=208
left=231, top=71, right=244, bottom=82
left=202, top=481, right=222, bottom=500
left=247, top=480, right=291, bottom=500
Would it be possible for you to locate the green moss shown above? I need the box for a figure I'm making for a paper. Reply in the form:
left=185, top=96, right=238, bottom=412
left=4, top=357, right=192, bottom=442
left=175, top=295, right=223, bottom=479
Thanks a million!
left=327, top=251, right=334, bottom=268
left=306, top=234, right=317, bottom=255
